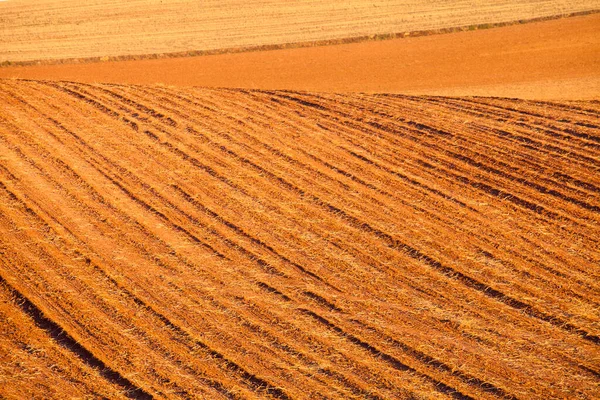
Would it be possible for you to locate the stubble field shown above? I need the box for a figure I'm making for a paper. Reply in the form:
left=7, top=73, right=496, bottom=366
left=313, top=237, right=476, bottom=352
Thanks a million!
left=0, top=79, right=598, bottom=399
left=1, top=13, right=598, bottom=100
left=0, top=0, right=598, bottom=64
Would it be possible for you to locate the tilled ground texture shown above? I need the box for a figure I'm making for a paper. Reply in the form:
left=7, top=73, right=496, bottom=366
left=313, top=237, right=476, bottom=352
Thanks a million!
left=0, top=80, right=598, bottom=399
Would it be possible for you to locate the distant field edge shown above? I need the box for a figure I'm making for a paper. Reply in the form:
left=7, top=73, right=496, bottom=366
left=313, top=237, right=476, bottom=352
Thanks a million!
left=2, top=9, right=598, bottom=68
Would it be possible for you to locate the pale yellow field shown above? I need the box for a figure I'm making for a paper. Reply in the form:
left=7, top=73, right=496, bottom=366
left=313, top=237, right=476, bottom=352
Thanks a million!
left=2, top=14, right=598, bottom=100
left=0, top=0, right=598, bottom=63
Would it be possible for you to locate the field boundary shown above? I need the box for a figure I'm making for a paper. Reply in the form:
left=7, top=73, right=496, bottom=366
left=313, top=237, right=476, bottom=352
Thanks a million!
left=1, top=9, right=597, bottom=68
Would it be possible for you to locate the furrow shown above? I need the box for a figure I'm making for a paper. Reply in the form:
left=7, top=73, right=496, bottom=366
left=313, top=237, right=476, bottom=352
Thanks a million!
left=0, top=274, right=154, bottom=400
left=299, top=308, right=474, bottom=400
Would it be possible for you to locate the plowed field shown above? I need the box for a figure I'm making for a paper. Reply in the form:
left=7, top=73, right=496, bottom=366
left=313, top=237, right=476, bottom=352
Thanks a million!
left=1, top=79, right=598, bottom=399
left=1, top=0, right=598, bottom=64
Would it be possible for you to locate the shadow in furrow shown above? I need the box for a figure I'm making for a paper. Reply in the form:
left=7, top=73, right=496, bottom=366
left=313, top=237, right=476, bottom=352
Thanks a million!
left=171, top=184, right=336, bottom=288
left=299, top=309, right=474, bottom=400
left=315, top=194, right=600, bottom=345
left=96, top=274, right=292, bottom=400
left=0, top=275, right=153, bottom=399
left=352, top=321, right=517, bottom=399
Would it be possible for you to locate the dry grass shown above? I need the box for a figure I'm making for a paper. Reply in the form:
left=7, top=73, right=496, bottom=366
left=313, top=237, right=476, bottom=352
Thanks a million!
left=1, top=1, right=598, bottom=64
left=2, top=13, right=598, bottom=101
left=0, top=79, right=598, bottom=399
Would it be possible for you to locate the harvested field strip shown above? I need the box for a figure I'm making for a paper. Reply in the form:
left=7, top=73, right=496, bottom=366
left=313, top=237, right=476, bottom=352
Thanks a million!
left=3, top=13, right=598, bottom=101
left=1, top=0, right=598, bottom=64
left=0, top=79, right=598, bottom=399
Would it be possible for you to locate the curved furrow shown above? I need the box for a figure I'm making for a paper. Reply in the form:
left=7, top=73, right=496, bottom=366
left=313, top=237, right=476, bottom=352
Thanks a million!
left=76, top=85, right=600, bottom=396
left=0, top=86, right=336, bottom=396
left=154, top=88, right=600, bottom=324
left=2, top=80, right=434, bottom=396
left=466, top=98, right=600, bottom=146
left=276, top=92, right=600, bottom=259
left=2, top=79, right=599, bottom=399
left=0, top=135, right=311, bottom=400
left=423, top=96, right=600, bottom=156
left=204, top=90, right=596, bottom=282
left=0, top=275, right=154, bottom=400
left=221, top=90, right=600, bottom=280
left=205, top=91, right=600, bottom=328
left=286, top=91, right=599, bottom=228
left=155, top=88, right=600, bottom=306
left=61, top=82, right=337, bottom=286
left=360, top=94, right=600, bottom=203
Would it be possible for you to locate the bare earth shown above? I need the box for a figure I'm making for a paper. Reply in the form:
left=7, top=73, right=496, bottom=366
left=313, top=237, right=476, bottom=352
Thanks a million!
left=0, top=80, right=599, bottom=399
left=1, top=14, right=598, bottom=100
left=1, top=0, right=597, bottom=63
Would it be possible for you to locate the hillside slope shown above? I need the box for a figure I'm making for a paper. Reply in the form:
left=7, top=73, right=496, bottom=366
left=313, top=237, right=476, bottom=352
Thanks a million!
left=0, top=80, right=599, bottom=399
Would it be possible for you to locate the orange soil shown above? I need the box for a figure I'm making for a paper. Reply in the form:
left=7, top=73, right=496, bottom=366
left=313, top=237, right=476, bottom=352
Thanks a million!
left=0, top=80, right=599, bottom=399
left=1, top=14, right=598, bottom=100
